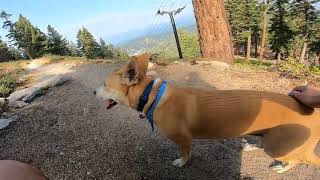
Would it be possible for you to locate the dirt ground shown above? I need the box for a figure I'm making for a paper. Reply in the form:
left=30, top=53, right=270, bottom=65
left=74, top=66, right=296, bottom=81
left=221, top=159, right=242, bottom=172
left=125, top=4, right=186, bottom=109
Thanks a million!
left=1, top=61, right=320, bottom=180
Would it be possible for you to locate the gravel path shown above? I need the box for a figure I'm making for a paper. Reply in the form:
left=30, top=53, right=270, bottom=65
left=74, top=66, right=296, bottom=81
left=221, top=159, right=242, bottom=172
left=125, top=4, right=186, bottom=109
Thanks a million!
left=1, top=62, right=320, bottom=180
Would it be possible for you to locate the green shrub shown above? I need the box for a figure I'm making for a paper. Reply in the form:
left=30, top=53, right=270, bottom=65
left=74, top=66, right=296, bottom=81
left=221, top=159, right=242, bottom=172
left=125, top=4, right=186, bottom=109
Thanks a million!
left=0, top=75, right=17, bottom=97
left=277, top=58, right=309, bottom=78
left=235, top=59, right=273, bottom=70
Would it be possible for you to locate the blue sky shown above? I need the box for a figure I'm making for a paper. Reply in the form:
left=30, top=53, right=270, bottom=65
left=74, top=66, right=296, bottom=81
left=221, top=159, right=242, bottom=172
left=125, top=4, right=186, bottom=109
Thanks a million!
left=0, top=0, right=194, bottom=44
left=1, top=1, right=318, bottom=44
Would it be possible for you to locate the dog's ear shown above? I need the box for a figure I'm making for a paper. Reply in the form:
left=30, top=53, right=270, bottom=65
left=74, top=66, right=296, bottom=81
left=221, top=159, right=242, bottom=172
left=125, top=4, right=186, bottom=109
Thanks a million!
left=121, top=57, right=139, bottom=85
left=135, top=53, right=150, bottom=76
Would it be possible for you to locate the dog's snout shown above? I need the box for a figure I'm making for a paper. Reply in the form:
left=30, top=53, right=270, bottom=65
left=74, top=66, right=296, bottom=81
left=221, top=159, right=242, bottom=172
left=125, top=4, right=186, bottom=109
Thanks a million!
left=94, top=90, right=96, bottom=95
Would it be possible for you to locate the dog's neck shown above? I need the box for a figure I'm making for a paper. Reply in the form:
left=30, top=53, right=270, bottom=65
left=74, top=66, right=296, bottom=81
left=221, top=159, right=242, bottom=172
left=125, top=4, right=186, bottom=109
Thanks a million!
left=127, top=76, right=155, bottom=109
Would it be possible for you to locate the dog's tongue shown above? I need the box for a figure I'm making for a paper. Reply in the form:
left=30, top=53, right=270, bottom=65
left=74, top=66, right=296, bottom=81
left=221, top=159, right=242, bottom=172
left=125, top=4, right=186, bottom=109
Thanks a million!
left=105, top=100, right=113, bottom=109
left=105, top=99, right=117, bottom=110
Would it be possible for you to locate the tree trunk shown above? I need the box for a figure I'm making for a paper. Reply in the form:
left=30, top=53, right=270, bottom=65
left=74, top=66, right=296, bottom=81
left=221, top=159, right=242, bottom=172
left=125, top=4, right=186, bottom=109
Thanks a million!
left=254, top=32, right=258, bottom=58
left=315, top=55, right=320, bottom=66
left=277, top=52, right=281, bottom=62
left=259, top=1, right=268, bottom=62
left=299, top=42, right=308, bottom=64
left=192, top=0, right=234, bottom=64
left=235, top=42, right=241, bottom=55
left=246, top=29, right=252, bottom=61
left=25, top=50, right=33, bottom=60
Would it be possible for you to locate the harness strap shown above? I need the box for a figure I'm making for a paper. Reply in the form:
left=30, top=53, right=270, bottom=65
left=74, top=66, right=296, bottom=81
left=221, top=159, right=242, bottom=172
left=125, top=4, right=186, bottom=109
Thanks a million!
left=146, top=81, right=167, bottom=131
left=137, top=80, right=154, bottom=112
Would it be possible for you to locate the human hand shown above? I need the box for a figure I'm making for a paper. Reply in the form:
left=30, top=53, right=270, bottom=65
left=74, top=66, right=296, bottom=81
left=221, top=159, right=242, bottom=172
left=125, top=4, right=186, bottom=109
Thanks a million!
left=289, top=85, right=320, bottom=108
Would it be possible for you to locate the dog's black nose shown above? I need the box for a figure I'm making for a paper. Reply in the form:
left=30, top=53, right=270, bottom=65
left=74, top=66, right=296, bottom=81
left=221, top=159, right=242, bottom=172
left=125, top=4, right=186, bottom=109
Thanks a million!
left=94, top=90, right=96, bottom=95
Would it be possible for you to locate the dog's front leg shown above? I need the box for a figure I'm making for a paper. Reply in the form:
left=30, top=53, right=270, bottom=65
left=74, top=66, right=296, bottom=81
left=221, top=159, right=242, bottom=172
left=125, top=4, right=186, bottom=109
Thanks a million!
left=170, top=136, right=192, bottom=168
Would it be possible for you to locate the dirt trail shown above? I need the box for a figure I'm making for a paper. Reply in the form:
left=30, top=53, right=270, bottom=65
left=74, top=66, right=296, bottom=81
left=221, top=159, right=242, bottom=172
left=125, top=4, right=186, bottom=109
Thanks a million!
left=1, top=61, right=320, bottom=180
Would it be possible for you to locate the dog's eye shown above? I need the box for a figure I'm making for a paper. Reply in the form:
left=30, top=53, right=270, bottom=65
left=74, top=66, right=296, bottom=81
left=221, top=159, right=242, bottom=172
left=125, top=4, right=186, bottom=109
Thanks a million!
left=104, top=82, right=107, bottom=87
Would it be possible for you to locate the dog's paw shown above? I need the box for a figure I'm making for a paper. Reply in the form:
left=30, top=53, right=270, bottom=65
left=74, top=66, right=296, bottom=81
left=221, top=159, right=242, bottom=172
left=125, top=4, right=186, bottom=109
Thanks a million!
left=270, top=161, right=295, bottom=173
left=172, top=158, right=187, bottom=168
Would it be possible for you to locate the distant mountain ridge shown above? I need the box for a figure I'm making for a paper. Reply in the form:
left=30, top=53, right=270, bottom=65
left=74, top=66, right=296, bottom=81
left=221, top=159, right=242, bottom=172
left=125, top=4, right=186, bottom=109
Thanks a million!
left=120, top=25, right=197, bottom=55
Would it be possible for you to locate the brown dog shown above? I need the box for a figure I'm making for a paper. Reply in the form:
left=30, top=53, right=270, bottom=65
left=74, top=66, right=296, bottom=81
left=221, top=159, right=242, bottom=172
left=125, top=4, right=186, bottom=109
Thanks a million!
left=95, top=53, right=320, bottom=173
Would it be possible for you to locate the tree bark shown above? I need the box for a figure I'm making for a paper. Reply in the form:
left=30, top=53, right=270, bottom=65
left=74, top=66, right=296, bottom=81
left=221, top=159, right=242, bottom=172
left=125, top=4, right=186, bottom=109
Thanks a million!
left=246, top=29, right=252, bottom=61
left=192, top=0, right=234, bottom=64
left=235, top=42, right=241, bottom=55
left=299, top=42, right=308, bottom=64
left=259, top=1, right=268, bottom=62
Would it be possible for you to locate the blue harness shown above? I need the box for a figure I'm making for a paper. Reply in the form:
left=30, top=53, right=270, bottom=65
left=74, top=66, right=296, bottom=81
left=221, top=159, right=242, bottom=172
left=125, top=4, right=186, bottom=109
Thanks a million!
left=137, top=80, right=167, bottom=131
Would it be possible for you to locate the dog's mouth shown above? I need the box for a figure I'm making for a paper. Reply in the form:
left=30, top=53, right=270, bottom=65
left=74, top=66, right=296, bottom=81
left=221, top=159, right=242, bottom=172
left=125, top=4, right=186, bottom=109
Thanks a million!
left=105, top=99, right=118, bottom=110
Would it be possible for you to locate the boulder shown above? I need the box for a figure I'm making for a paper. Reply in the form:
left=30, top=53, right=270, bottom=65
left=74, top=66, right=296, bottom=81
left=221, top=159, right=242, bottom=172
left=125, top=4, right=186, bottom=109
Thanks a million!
left=8, top=75, right=68, bottom=107
left=10, top=101, right=29, bottom=108
left=34, top=75, right=67, bottom=89
left=8, top=87, right=42, bottom=105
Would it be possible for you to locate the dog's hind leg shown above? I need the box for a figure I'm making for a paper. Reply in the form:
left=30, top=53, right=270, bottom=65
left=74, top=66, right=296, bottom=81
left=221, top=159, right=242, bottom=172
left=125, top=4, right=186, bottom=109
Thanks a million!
left=261, top=124, right=311, bottom=173
left=304, top=139, right=320, bottom=167
left=169, top=135, right=192, bottom=168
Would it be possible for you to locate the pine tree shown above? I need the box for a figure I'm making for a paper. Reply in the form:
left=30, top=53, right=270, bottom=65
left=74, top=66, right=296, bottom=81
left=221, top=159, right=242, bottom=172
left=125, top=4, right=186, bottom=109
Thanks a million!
left=45, top=25, right=69, bottom=55
left=269, top=0, right=293, bottom=61
left=99, top=38, right=115, bottom=59
left=0, top=37, right=13, bottom=61
left=67, top=41, right=78, bottom=57
left=1, top=14, right=46, bottom=59
left=259, top=0, right=270, bottom=61
left=0, top=11, right=13, bottom=33
left=178, top=29, right=201, bottom=58
left=310, top=18, right=320, bottom=66
left=225, top=0, right=261, bottom=60
left=114, top=48, right=129, bottom=60
left=76, top=27, right=100, bottom=59
left=289, top=0, right=319, bottom=63
left=225, top=0, right=245, bottom=55
left=243, top=0, right=261, bottom=60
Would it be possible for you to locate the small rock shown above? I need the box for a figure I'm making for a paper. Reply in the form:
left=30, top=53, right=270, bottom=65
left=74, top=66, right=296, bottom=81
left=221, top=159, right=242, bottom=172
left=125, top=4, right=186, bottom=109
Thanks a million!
left=0, top=117, right=16, bottom=129
left=59, top=152, right=65, bottom=155
left=86, top=172, right=91, bottom=175
left=0, top=98, right=5, bottom=104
